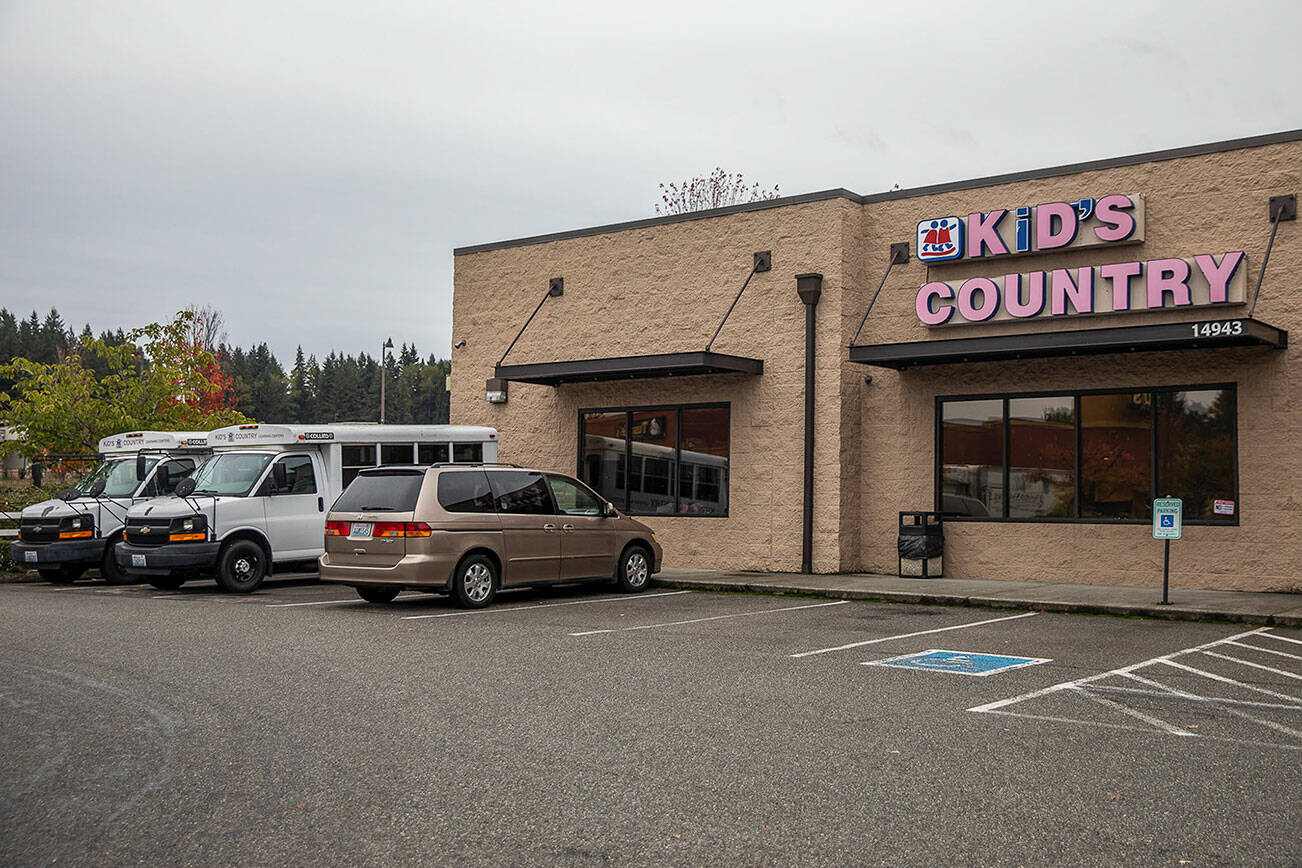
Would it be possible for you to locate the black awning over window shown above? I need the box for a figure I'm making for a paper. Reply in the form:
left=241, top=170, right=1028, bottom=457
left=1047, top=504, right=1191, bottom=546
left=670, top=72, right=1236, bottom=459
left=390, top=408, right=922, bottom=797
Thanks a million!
left=848, top=318, right=1287, bottom=370
left=494, top=351, right=763, bottom=386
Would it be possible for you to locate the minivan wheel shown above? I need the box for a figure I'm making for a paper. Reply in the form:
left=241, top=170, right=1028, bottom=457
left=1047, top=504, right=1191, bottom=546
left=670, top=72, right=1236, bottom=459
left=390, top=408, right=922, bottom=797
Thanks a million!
left=100, top=542, right=135, bottom=585
left=355, top=585, right=402, bottom=604
left=617, top=546, right=651, bottom=592
left=216, top=540, right=267, bottom=593
left=147, top=574, right=186, bottom=591
left=451, top=554, right=497, bottom=608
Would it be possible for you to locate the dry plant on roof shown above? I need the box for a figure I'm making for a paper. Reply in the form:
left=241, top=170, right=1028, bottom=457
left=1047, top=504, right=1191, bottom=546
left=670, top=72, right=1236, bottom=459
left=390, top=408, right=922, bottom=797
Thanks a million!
left=656, top=169, right=780, bottom=215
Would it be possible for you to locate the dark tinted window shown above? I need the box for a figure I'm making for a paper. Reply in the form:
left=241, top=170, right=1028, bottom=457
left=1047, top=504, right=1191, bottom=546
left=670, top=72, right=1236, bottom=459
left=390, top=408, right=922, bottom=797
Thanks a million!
left=1156, top=389, right=1235, bottom=521
left=453, top=442, right=483, bottom=462
left=679, top=406, right=729, bottom=515
left=437, top=471, right=495, bottom=513
left=941, top=399, right=1003, bottom=517
left=418, top=443, right=449, bottom=464
left=381, top=444, right=413, bottom=464
left=1008, top=396, right=1074, bottom=518
left=488, top=470, right=553, bottom=514
left=334, top=470, right=425, bottom=513
left=1081, top=394, right=1151, bottom=519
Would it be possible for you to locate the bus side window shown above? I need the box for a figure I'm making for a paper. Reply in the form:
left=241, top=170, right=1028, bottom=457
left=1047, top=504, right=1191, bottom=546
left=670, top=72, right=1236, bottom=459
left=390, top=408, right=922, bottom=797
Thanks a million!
left=418, top=443, right=450, bottom=464
left=452, top=443, right=482, bottom=463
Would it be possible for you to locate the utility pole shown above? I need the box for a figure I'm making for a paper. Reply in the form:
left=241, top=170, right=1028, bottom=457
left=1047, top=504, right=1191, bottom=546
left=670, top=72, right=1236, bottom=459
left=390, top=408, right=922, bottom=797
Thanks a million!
left=379, top=337, right=393, bottom=423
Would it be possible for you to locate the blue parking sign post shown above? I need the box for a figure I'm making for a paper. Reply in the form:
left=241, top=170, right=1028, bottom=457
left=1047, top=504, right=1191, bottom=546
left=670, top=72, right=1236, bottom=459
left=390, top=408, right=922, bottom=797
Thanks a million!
left=1152, top=497, right=1182, bottom=605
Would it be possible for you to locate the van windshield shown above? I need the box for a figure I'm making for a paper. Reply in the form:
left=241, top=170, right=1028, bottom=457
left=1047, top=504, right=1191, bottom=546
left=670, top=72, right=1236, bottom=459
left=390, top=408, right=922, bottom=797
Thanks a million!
left=78, top=457, right=156, bottom=498
left=189, top=453, right=274, bottom=497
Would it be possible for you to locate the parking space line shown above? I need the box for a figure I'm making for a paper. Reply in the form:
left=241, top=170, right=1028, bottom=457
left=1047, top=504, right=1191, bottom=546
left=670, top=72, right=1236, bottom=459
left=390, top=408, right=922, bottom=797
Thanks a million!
left=569, top=599, right=847, bottom=636
left=1201, top=650, right=1302, bottom=681
left=789, top=611, right=1038, bottom=659
left=1259, top=630, right=1302, bottom=646
left=1088, top=681, right=1302, bottom=712
left=402, top=590, right=690, bottom=620
left=1224, top=639, right=1302, bottom=662
left=980, top=708, right=1302, bottom=752
left=1068, top=685, right=1195, bottom=737
left=266, top=592, right=440, bottom=608
left=1120, top=671, right=1302, bottom=739
left=1157, top=658, right=1302, bottom=704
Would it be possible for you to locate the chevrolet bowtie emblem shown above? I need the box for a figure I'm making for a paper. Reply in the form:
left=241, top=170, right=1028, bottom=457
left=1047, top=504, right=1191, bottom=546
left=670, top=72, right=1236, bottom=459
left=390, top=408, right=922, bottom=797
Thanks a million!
left=32, top=526, right=43, bottom=532
left=140, top=527, right=152, bottom=534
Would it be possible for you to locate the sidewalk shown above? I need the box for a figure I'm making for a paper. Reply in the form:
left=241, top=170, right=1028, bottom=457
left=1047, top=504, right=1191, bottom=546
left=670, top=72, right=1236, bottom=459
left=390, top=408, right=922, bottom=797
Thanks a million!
left=652, top=568, right=1302, bottom=627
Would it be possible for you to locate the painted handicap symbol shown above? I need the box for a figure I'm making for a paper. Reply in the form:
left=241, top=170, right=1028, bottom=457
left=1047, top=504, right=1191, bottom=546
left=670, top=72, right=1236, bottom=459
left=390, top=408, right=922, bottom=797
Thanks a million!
left=866, top=649, right=1051, bottom=677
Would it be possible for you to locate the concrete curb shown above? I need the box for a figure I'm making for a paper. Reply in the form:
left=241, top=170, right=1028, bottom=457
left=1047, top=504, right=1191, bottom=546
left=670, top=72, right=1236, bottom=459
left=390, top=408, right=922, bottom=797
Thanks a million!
left=651, top=576, right=1302, bottom=628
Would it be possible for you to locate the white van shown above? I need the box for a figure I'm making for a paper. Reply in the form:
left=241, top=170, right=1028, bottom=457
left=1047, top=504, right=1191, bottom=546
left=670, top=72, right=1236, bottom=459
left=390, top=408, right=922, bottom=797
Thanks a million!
left=114, top=423, right=499, bottom=592
left=12, top=431, right=210, bottom=584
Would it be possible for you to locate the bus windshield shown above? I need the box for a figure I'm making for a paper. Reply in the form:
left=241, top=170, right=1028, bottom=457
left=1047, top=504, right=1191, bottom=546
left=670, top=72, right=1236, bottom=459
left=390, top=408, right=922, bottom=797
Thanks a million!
left=188, top=453, right=274, bottom=497
left=78, top=457, right=156, bottom=498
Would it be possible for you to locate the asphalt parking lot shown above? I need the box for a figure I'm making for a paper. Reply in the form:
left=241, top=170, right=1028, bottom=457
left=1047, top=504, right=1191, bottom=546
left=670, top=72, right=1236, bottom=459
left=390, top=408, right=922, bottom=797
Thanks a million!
left=1, top=575, right=1299, bottom=866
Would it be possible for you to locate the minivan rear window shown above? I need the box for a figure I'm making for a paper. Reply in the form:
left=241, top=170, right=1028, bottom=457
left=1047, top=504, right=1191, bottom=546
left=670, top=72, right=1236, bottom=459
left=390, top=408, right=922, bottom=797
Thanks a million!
left=333, top=470, right=425, bottom=513
left=437, top=471, right=495, bottom=513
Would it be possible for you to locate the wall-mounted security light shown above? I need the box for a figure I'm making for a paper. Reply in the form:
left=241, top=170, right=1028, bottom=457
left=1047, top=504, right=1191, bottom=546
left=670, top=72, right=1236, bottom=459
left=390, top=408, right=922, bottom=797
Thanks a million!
left=485, top=377, right=508, bottom=404
left=454, top=340, right=467, bottom=349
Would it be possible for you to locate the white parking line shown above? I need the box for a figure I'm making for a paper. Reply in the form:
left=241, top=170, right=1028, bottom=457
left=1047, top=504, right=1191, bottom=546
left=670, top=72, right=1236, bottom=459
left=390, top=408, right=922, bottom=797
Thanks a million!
left=569, top=599, right=848, bottom=636
left=1224, top=639, right=1302, bottom=662
left=1201, top=650, right=1302, bottom=681
left=1156, top=658, right=1302, bottom=704
left=1259, top=631, right=1302, bottom=646
left=402, top=590, right=691, bottom=620
left=1121, top=671, right=1302, bottom=740
left=1068, top=685, right=1196, bottom=737
left=267, top=592, right=441, bottom=608
left=789, top=611, right=1039, bottom=658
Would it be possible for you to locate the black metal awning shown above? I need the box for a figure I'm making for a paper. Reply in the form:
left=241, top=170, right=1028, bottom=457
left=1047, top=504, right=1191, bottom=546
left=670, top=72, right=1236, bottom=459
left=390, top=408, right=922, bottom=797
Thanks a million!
left=848, top=318, right=1287, bottom=370
left=494, top=351, right=764, bottom=386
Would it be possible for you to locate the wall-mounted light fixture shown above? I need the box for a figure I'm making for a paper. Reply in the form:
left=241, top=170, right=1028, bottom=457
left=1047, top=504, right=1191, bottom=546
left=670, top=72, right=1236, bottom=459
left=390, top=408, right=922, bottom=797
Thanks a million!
left=454, top=340, right=467, bottom=349
left=485, top=377, right=508, bottom=404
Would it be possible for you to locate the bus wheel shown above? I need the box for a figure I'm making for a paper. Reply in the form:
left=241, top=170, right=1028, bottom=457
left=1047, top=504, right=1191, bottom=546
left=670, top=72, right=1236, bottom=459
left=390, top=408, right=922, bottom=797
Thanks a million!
left=100, top=543, right=135, bottom=585
left=216, top=540, right=267, bottom=593
left=39, top=565, right=85, bottom=584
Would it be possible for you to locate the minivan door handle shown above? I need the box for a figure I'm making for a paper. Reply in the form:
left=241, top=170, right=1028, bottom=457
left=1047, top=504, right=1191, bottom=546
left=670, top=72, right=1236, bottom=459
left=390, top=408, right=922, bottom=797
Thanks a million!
left=542, top=523, right=558, bottom=533
left=561, top=524, right=575, bottom=533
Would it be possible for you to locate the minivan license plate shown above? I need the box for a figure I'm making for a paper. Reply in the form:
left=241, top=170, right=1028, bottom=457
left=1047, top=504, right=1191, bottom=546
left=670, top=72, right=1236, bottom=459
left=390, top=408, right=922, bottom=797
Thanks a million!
left=132, top=554, right=147, bottom=567
left=24, top=550, right=37, bottom=562
left=350, top=522, right=373, bottom=540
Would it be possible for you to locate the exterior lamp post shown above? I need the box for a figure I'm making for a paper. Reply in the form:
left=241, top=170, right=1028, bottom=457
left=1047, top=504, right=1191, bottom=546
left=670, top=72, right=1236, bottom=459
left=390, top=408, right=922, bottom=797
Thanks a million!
left=380, top=337, right=394, bottom=423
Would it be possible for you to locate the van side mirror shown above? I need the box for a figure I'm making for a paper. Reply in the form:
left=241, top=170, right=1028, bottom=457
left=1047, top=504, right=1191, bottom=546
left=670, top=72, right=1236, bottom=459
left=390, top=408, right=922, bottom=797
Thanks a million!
left=57, top=487, right=80, bottom=501
left=156, top=464, right=170, bottom=493
left=174, top=477, right=197, bottom=498
left=272, top=462, right=288, bottom=493
left=602, top=501, right=618, bottom=517
left=88, top=481, right=106, bottom=498
left=136, top=453, right=147, bottom=481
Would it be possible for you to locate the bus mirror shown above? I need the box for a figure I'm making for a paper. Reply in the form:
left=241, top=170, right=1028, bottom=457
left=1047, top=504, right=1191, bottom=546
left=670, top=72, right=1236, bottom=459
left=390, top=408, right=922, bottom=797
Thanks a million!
left=174, top=478, right=196, bottom=498
left=88, top=481, right=106, bottom=498
left=57, top=487, right=79, bottom=501
left=272, top=462, right=288, bottom=492
left=156, top=464, right=170, bottom=492
left=136, top=453, right=147, bottom=481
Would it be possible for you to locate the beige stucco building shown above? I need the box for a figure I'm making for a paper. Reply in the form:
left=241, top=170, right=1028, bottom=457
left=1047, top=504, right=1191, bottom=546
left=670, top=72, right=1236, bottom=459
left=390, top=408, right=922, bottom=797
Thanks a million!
left=451, top=130, right=1301, bottom=593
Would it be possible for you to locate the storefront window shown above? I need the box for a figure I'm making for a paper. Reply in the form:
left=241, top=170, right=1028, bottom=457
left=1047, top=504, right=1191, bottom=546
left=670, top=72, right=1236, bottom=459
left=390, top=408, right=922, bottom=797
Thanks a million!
left=938, top=386, right=1236, bottom=523
left=1009, top=396, right=1075, bottom=518
left=1156, top=389, right=1235, bottom=522
left=580, top=404, right=729, bottom=516
left=940, top=399, right=1004, bottom=517
left=1081, top=393, right=1152, bottom=519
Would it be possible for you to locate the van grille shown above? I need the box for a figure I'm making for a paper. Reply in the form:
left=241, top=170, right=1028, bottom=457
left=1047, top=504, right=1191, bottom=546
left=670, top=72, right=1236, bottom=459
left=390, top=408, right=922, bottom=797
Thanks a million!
left=124, top=517, right=171, bottom=547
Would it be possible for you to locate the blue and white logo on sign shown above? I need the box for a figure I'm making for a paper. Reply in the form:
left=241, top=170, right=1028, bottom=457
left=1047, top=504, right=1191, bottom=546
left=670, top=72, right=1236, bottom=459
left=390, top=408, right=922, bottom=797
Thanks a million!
left=917, top=217, right=963, bottom=262
left=1152, top=497, right=1183, bottom=540
left=1160, top=515, right=1174, bottom=527
left=865, top=649, right=1051, bottom=677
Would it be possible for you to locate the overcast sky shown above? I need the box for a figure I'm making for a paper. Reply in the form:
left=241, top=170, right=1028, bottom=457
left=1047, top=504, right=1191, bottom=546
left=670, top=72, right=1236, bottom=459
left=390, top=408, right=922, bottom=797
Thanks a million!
left=2, top=1, right=1299, bottom=363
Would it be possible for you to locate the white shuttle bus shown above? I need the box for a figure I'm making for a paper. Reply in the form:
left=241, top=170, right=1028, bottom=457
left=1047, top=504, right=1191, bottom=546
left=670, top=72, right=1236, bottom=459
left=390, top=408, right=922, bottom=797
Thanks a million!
left=115, top=423, right=499, bottom=593
left=12, top=431, right=210, bottom=584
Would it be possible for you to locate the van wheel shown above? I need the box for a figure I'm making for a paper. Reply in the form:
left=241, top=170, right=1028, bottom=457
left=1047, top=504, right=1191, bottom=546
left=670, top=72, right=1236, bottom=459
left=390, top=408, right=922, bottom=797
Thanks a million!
left=617, top=546, right=651, bottom=592
left=216, top=541, right=267, bottom=593
left=100, top=542, right=134, bottom=585
left=451, top=555, right=497, bottom=608
left=356, top=585, right=401, bottom=604
left=39, top=565, right=85, bottom=584
left=147, top=575, right=186, bottom=591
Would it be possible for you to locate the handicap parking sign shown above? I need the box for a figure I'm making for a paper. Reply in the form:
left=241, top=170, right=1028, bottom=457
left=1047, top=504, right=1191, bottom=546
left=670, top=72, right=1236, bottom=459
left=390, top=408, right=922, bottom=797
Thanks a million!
left=1160, top=515, right=1174, bottom=527
left=864, top=649, right=1050, bottom=677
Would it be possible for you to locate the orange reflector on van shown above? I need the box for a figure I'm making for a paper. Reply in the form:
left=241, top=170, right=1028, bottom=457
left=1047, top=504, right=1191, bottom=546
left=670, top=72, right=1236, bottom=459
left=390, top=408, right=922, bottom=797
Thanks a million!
left=58, top=530, right=93, bottom=539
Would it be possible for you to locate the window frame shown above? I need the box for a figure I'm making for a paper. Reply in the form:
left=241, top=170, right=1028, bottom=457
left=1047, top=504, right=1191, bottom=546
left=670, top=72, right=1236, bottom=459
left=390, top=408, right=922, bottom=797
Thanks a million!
left=577, top=401, right=730, bottom=518
left=934, top=383, right=1238, bottom=526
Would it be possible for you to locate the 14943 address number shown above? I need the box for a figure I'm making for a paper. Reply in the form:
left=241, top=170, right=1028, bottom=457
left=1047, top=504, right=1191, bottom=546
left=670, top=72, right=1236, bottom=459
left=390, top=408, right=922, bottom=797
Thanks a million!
left=1191, top=320, right=1243, bottom=338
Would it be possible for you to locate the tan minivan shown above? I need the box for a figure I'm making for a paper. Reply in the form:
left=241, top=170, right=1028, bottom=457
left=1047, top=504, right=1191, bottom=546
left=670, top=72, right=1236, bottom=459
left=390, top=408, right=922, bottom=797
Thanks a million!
left=319, top=465, right=662, bottom=607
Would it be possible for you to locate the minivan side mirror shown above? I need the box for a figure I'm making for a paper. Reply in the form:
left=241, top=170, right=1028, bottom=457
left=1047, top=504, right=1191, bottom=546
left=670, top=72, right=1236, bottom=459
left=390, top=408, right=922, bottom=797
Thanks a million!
left=272, top=461, right=288, bottom=493
left=602, top=501, right=618, bottom=517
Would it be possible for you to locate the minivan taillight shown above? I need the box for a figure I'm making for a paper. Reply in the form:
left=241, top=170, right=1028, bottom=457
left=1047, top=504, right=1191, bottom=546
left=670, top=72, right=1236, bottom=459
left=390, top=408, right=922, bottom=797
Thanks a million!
left=371, top=521, right=432, bottom=538
left=324, top=521, right=349, bottom=536
left=373, top=522, right=405, bottom=538
left=404, top=522, right=432, bottom=538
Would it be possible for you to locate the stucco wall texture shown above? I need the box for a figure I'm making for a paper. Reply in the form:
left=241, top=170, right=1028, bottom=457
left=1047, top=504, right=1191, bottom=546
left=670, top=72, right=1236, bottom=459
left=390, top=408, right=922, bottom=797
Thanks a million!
left=452, top=136, right=1301, bottom=593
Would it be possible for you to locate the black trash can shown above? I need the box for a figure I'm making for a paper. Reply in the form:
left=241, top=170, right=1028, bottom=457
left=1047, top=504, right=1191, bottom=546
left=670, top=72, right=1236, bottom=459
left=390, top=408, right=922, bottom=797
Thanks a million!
left=898, top=511, right=943, bottom=578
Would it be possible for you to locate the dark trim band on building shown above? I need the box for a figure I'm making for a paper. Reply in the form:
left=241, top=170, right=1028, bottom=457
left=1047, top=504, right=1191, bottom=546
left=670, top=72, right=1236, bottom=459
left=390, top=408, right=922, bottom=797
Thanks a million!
left=495, top=351, right=763, bottom=386
left=454, top=129, right=1302, bottom=255
left=848, top=318, right=1287, bottom=370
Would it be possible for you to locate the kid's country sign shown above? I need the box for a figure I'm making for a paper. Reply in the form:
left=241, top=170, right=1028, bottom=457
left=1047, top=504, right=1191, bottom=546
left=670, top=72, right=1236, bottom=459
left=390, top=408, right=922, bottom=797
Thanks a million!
left=913, top=193, right=1247, bottom=326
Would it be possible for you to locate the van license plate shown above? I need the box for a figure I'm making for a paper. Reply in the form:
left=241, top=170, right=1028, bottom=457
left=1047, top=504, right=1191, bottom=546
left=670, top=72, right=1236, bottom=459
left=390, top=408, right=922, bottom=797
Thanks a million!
left=350, top=522, right=373, bottom=540
left=132, top=554, right=147, bottom=567
left=24, top=550, right=37, bottom=562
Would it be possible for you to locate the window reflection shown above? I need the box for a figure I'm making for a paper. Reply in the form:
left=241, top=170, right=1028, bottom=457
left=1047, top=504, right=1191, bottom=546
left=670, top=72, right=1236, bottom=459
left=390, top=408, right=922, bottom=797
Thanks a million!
left=679, top=407, right=729, bottom=515
left=630, top=410, right=677, bottom=514
left=1080, top=394, right=1152, bottom=519
left=581, top=411, right=628, bottom=510
left=1157, top=390, right=1235, bottom=521
left=941, top=399, right=1004, bottom=517
left=1008, top=396, right=1075, bottom=518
